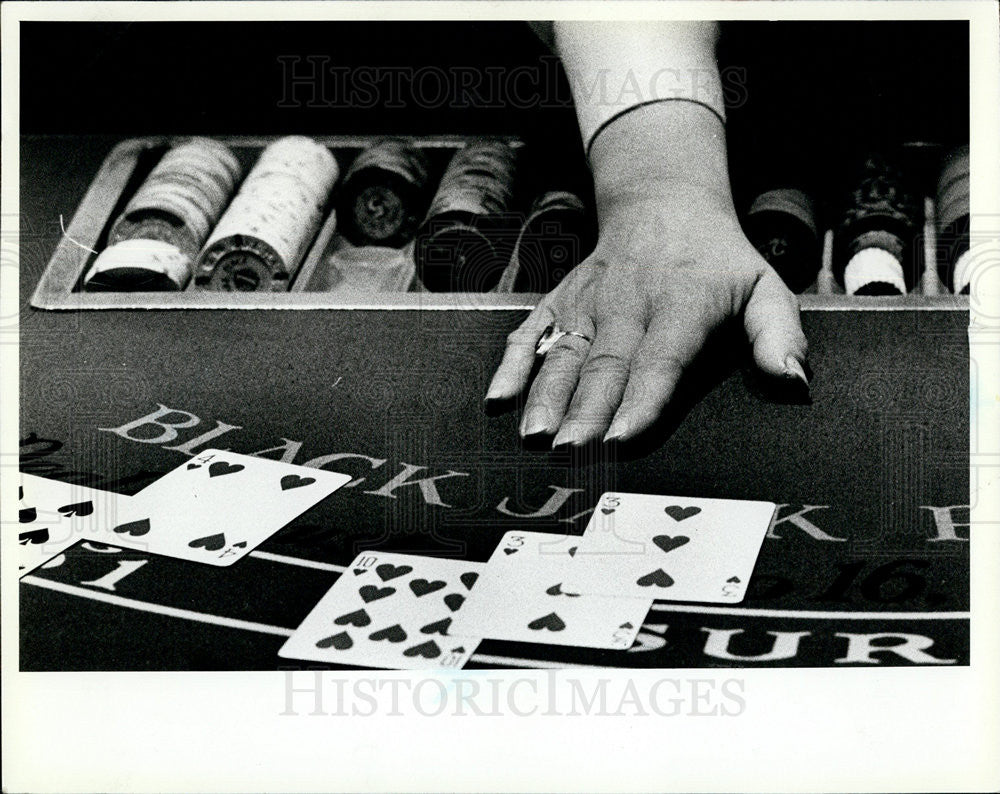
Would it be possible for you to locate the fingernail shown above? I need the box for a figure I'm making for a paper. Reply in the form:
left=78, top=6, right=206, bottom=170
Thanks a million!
left=485, top=381, right=505, bottom=401
left=520, top=407, right=552, bottom=437
left=783, top=355, right=810, bottom=387
left=552, top=424, right=586, bottom=448
left=604, top=418, right=629, bottom=442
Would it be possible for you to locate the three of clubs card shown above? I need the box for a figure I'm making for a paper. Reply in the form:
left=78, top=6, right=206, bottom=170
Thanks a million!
left=563, top=492, right=777, bottom=604
left=449, top=530, right=653, bottom=650
left=279, top=552, right=484, bottom=670
left=103, top=449, right=352, bottom=566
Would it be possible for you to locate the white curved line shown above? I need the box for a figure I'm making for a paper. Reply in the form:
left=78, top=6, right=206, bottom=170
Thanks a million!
left=21, top=576, right=294, bottom=637
left=648, top=603, right=969, bottom=620
left=249, top=550, right=345, bottom=572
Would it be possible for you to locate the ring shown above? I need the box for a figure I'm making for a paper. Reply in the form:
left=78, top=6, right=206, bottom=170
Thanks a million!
left=535, top=324, right=593, bottom=356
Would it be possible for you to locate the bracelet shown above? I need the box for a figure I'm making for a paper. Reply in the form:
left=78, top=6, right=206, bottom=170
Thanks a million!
left=585, top=97, right=727, bottom=160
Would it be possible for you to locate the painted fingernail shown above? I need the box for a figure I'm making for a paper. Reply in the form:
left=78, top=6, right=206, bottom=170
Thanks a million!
left=520, top=406, right=552, bottom=437
left=783, top=355, right=811, bottom=388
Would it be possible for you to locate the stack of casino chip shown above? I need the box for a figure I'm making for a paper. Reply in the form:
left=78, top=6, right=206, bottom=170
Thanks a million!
left=505, top=190, right=595, bottom=293
left=935, top=145, right=970, bottom=294
left=743, top=188, right=821, bottom=294
left=195, top=136, right=339, bottom=292
left=833, top=152, right=921, bottom=296
left=87, top=137, right=242, bottom=291
left=415, top=140, right=519, bottom=292
left=337, top=138, right=431, bottom=248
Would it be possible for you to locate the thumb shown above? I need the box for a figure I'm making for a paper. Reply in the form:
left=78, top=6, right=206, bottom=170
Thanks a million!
left=743, top=267, right=810, bottom=386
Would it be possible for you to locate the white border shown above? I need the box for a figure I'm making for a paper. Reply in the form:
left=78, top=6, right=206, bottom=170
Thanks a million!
left=3, top=3, right=999, bottom=793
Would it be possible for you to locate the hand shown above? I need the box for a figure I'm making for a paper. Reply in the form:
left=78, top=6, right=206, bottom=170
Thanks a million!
left=485, top=180, right=810, bottom=445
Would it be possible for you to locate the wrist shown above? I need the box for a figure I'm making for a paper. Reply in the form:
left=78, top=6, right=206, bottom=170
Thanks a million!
left=589, top=100, right=732, bottom=208
left=594, top=178, right=738, bottom=240
left=595, top=176, right=735, bottom=221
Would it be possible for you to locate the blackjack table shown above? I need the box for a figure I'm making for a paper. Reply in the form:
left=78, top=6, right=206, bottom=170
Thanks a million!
left=18, top=136, right=971, bottom=672
left=16, top=20, right=971, bottom=671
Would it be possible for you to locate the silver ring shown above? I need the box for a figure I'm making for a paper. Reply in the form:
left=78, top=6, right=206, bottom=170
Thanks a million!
left=535, top=324, right=593, bottom=356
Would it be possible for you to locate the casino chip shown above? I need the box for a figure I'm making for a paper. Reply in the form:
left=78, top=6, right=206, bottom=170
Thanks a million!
left=415, top=139, right=519, bottom=292
left=94, top=137, right=242, bottom=291
left=195, top=136, right=339, bottom=292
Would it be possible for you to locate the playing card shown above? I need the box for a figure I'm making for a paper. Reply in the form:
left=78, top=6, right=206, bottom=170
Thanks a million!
left=449, top=531, right=652, bottom=650
left=15, top=474, right=125, bottom=575
left=563, top=492, right=777, bottom=604
left=106, top=449, right=351, bottom=566
left=279, top=552, right=483, bottom=670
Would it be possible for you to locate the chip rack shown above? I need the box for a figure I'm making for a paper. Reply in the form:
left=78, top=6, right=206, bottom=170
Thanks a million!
left=30, top=134, right=970, bottom=311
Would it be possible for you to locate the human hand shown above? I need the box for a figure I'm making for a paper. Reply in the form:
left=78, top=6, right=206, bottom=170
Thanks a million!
left=485, top=180, right=810, bottom=445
